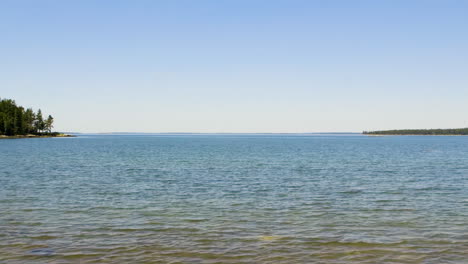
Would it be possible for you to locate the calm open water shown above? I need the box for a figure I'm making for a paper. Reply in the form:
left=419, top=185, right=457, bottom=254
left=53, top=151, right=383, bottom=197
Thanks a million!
left=1, top=134, right=467, bottom=263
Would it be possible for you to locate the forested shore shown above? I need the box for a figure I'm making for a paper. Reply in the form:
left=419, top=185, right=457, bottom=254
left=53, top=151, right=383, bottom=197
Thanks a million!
left=363, top=128, right=468, bottom=135
left=0, top=98, right=70, bottom=138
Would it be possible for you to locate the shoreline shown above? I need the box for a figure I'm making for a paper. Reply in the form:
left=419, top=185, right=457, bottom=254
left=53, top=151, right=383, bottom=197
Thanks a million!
left=0, top=133, right=76, bottom=139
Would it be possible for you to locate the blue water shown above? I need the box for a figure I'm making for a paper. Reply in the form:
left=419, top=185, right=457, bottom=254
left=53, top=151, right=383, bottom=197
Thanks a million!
left=1, top=134, right=467, bottom=263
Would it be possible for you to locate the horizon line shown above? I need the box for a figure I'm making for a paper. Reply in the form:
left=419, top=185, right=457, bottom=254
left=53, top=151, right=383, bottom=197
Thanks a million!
left=63, top=131, right=362, bottom=135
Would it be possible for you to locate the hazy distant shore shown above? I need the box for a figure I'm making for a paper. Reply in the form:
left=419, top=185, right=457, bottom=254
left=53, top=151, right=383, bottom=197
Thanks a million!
left=365, top=134, right=468, bottom=136
left=363, top=128, right=468, bottom=136
left=0, top=133, right=75, bottom=139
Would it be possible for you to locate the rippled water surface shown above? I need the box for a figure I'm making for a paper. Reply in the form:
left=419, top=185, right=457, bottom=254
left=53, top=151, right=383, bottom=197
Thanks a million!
left=1, top=134, right=467, bottom=263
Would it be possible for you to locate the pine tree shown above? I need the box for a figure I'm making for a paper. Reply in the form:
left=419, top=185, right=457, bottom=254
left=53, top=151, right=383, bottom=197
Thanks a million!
left=15, top=107, right=24, bottom=134
left=35, top=109, right=45, bottom=133
left=45, top=115, right=54, bottom=133
left=24, top=108, right=36, bottom=134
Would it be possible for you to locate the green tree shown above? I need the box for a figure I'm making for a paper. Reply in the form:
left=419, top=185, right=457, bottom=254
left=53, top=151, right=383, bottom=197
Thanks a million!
left=23, top=108, right=36, bottom=134
left=0, top=98, right=17, bottom=135
left=35, top=109, right=45, bottom=133
left=45, top=115, right=54, bottom=133
left=15, top=107, right=25, bottom=134
left=0, top=112, right=4, bottom=134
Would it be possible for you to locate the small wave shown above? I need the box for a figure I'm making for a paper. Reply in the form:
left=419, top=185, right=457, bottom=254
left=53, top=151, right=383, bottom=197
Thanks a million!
left=30, top=235, right=58, bottom=240
left=28, top=248, right=55, bottom=256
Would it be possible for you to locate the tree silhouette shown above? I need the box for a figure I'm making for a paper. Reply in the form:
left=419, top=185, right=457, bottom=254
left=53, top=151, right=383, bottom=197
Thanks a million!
left=0, top=98, right=55, bottom=136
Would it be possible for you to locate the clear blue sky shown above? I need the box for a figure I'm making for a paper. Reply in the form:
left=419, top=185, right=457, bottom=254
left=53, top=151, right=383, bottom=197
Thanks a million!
left=1, top=0, right=467, bottom=133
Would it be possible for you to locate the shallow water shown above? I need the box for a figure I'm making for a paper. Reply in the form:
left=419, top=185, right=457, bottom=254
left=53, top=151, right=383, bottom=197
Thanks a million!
left=1, top=134, right=467, bottom=263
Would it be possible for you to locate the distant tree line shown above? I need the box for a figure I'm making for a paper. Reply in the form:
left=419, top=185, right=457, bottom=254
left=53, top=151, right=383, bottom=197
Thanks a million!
left=0, top=98, right=54, bottom=136
left=363, top=128, right=468, bottom=135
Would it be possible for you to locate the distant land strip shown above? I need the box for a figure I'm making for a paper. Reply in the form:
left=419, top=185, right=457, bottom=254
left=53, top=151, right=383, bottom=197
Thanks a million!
left=363, top=128, right=468, bottom=135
